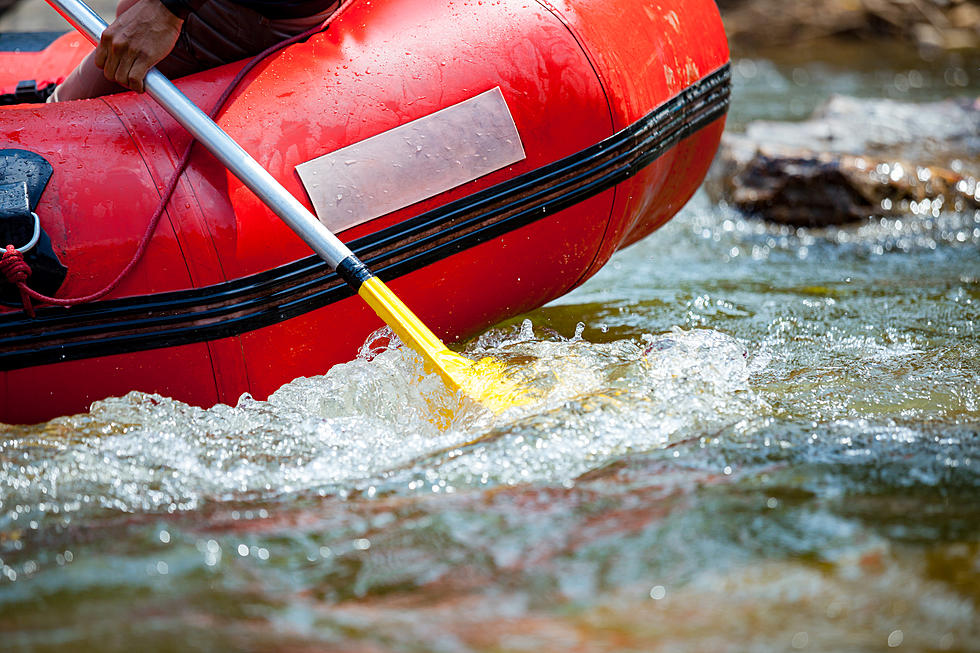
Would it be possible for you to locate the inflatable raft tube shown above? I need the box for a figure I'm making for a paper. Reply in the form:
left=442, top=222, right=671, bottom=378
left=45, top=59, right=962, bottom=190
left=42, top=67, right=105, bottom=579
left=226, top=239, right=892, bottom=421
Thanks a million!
left=0, top=0, right=730, bottom=423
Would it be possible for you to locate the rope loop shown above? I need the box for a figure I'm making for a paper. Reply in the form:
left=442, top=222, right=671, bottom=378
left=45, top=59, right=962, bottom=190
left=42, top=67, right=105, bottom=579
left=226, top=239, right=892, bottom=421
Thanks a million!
left=1, top=244, right=35, bottom=317
left=1, top=244, right=31, bottom=283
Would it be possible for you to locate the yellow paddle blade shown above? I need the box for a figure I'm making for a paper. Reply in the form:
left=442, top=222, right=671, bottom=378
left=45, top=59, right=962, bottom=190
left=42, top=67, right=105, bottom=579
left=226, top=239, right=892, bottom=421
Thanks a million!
left=357, top=277, right=530, bottom=413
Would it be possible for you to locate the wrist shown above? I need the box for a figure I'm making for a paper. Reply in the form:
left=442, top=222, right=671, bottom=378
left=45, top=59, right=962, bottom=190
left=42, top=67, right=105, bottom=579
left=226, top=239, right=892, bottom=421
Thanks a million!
left=158, top=0, right=191, bottom=20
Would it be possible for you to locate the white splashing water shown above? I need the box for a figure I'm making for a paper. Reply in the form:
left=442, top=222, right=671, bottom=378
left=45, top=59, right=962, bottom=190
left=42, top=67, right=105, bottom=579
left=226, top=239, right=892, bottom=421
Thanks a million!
left=0, top=322, right=767, bottom=525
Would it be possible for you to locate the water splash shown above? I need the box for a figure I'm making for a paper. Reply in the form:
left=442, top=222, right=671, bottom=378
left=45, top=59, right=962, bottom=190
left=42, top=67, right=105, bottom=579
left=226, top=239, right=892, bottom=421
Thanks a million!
left=0, top=323, right=764, bottom=533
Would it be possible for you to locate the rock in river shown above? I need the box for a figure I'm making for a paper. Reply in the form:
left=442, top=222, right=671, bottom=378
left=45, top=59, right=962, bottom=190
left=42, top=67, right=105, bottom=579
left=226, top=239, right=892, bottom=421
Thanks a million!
left=717, top=0, right=980, bottom=54
left=709, top=95, right=980, bottom=226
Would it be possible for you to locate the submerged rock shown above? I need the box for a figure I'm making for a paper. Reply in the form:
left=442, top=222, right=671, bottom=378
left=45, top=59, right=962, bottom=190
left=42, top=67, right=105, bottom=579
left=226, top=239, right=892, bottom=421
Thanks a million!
left=710, top=95, right=980, bottom=226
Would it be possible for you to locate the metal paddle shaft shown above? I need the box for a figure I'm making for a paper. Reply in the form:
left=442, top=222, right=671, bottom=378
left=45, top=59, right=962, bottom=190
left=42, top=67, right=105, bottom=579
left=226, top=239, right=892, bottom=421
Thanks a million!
left=45, top=0, right=531, bottom=413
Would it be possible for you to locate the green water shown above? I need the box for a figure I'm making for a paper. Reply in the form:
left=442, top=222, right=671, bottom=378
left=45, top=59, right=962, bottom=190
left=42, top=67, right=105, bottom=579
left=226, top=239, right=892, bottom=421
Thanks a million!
left=1, top=53, right=979, bottom=652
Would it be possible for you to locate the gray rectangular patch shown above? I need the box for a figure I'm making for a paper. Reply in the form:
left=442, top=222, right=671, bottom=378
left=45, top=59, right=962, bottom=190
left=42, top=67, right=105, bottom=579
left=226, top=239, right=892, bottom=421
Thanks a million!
left=296, top=87, right=526, bottom=233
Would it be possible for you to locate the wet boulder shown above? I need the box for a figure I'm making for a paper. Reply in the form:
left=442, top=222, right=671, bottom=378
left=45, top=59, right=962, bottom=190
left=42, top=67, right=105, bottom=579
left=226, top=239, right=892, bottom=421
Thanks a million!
left=717, top=0, right=980, bottom=54
left=710, top=95, right=980, bottom=226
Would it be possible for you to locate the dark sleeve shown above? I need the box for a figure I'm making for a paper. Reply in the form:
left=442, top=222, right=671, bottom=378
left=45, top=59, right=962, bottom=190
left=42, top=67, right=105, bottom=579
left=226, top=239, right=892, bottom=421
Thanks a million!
left=159, top=0, right=192, bottom=20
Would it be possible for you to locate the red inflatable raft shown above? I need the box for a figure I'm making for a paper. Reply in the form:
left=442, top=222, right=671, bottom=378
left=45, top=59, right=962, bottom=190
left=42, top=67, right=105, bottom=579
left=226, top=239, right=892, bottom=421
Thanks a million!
left=0, top=0, right=729, bottom=424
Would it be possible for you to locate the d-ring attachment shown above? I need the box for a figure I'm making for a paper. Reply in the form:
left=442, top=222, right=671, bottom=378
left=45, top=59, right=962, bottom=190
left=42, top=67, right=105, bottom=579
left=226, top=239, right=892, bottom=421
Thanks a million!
left=16, top=212, right=41, bottom=253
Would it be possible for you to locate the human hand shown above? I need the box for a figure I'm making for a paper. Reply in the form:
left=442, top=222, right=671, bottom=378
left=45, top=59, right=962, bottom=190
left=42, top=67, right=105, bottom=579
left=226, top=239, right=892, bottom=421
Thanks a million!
left=94, top=0, right=183, bottom=93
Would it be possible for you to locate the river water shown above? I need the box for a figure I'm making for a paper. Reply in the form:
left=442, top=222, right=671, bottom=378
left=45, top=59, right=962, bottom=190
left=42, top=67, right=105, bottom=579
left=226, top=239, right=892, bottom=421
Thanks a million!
left=2, top=47, right=979, bottom=652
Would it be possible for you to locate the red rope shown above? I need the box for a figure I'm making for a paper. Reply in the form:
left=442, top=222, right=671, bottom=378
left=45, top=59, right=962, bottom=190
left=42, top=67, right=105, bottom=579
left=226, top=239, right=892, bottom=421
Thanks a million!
left=0, top=245, right=35, bottom=318
left=3, top=0, right=357, bottom=316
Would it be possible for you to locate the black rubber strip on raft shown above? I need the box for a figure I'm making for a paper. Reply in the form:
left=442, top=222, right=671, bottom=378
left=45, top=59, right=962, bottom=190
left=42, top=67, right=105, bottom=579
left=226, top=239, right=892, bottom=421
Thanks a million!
left=0, top=63, right=731, bottom=370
